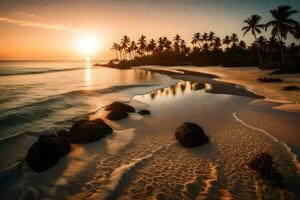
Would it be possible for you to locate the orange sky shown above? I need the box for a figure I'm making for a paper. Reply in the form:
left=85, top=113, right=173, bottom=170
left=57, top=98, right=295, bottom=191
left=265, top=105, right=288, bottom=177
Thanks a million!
left=0, top=0, right=299, bottom=60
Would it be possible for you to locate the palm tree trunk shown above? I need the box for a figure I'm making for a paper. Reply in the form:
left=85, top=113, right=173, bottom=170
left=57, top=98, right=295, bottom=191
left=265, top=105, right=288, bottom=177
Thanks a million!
left=254, top=35, right=263, bottom=67
left=277, top=33, right=285, bottom=68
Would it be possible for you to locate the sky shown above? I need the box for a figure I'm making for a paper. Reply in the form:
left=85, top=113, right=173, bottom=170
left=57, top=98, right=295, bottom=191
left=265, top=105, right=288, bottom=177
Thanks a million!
left=0, top=0, right=299, bottom=60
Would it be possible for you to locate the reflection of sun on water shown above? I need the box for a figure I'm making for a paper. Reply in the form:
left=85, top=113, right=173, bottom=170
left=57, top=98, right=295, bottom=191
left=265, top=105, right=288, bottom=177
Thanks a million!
left=85, top=58, right=92, bottom=87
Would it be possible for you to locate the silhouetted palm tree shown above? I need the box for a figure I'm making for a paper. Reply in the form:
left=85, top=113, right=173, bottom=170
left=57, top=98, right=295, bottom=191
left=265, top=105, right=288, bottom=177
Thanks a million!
left=213, top=37, right=222, bottom=51
left=242, top=14, right=265, bottom=67
left=121, top=35, right=130, bottom=60
left=163, top=37, right=172, bottom=51
left=147, top=39, right=156, bottom=54
left=201, top=32, right=209, bottom=45
left=257, top=36, right=268, bottom=51
left=129, top=41, right=138, bottom=59
left=111, top=43, right=120, bottom=60
left=192, top=32, right=201, bottom=47
left=231, top=33, right=239, bottom=48
left=222, top=35, right=231, bottom=49
left=137, top=35, right=147, bottom=56
left=239, top=41, right=247, bottom=50
left=173, top=34, right=182, bottom=53
left=267, top=36, right=279, bottom=61
left=208, top=31, right=216, bottom=49
left=157, top=37, right=164, bottom=52
left=265, top=5, right=299, bottom=68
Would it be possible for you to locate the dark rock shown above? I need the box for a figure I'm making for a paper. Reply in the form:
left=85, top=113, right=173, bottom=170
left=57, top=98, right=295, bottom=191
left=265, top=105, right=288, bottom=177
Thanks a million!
left=105, top=102, right=135, bottom=113
left=282, top=86, right=299, bottom=91
left=38, top=133, right=57, bottom=141
left=137, top=109, right=151, bottom=115
left=70, top=119, right=112, bottom=143
left=107, top=110, right=129, bottom=120
left=175, top=122, right=209, bottom=148
left=247, top=152, right=282, bottom=187
left=257, top=77, right=283, bottom=83
left=26, top=137, right=70, bottom=172
left=57, top=129, right=70, bottom=139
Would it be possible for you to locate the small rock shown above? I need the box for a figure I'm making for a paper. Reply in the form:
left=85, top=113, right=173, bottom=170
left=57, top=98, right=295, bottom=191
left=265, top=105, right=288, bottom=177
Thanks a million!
left=282, top=86, right=299, bottom=91
left=247, top=152, right=282, bottom=187
left=137, top=109, right=151, bottom=115
left=175, top=122, right=209, bottom=148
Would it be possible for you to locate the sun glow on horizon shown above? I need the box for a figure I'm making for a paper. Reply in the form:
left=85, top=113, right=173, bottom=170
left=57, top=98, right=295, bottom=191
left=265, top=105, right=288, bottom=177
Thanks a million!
left=74, top=34, right=100, bottom=56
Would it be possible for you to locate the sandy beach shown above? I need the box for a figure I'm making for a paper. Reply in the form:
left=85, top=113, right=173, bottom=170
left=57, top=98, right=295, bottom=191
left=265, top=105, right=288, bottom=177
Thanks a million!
left=1, top=64, right=300, bottom=199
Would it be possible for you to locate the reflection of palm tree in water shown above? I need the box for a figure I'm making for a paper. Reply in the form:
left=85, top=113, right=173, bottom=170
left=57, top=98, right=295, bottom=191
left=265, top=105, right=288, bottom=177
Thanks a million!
left=148, top=81, right=200, bottom=99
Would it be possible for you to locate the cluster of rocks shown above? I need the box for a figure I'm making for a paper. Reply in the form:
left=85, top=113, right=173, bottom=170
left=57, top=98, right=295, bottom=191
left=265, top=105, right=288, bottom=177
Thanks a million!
left=105, top=102, right=151, bottom=120
left=26, top=101, right=282, bottom=187
left=26, top=102, right=150, bottom=172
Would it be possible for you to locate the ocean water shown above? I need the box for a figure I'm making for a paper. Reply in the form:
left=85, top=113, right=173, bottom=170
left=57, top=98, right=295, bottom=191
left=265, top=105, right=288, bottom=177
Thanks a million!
left=0, top=61, right=175, bottom=140
left=0, top=61, right=299, bottom=199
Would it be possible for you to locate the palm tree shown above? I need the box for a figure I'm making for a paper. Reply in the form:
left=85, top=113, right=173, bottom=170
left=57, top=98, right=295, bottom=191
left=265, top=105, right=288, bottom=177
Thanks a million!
left=173, top=34, right=182, bottom=53
left=265, top=5, right=299, bottom=68
left=138, top=35, right=147, bottom=56
left=111, top=43, right=120, bottom=60
left=242, top=14, right=265, bottom=67
left=213, top=37, right=222, bottom=51
left=192, top=32, right=201, bottom=47
left=222, top=35, right=231, bottom=49
left=163, top=37, right=172, bottom=51
left=239, top=40, right=247, bottom=50
left=201, top=32, right=209, bottom=45
left=129, top=41, right=138, bottom=59
left=267, top=36, right=279, bottom=61
left=157, top=37, right=164, bottom=52
left=121, top=35, right=130, bottom=60
left=208, top=31, right=216, bottom=49
left=230, top=33, right=239, bottom=48
left=147, top=39, right=156, bottom=55
left=257, top=36, right=268, bottom=52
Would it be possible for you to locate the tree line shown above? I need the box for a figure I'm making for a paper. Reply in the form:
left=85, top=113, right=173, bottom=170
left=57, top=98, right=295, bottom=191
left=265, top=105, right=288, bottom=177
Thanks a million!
left=110, top=5, right=300, bottom=71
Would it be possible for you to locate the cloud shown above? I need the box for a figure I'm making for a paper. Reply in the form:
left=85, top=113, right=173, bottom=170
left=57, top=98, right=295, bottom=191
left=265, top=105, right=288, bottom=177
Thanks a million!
left=0, top=16, right=80, bottom=32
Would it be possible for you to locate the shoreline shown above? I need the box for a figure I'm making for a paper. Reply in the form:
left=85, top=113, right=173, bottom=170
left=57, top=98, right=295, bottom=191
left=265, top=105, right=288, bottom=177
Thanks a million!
left=138, top=66, right=300, bottom=150
left=137, top=66, right=300, bottom=113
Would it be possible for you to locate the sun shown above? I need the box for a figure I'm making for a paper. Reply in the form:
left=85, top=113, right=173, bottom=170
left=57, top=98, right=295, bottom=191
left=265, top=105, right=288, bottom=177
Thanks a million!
left=74, top=34, right=99, bottom=56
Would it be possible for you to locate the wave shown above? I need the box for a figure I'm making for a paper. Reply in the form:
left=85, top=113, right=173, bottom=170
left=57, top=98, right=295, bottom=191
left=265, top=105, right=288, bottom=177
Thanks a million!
left=0, top=83, right=159, bottom=141
left=0, top=67, right=85, bottom=76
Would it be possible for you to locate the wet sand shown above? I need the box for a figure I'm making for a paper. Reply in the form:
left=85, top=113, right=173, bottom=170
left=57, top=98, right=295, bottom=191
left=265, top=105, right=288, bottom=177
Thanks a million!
left=145, top=66, right=300, bottom=112
left=140, top=66, right=300, bottom=148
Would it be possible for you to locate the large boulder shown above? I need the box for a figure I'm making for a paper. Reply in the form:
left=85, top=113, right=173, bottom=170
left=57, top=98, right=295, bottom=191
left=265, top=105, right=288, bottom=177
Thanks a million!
left=247, top=152, right=282, bottom=187
left=70, top=119, right=112, bottom=143
left=107, top=110, right=129, bottom=120
left=175, top=122, right=209, bottom=148
left=137, top=109, right=151, bottom=115
left=105, top=102, right=135, bottom=113
left=26, top=135, right=70, bottom=172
